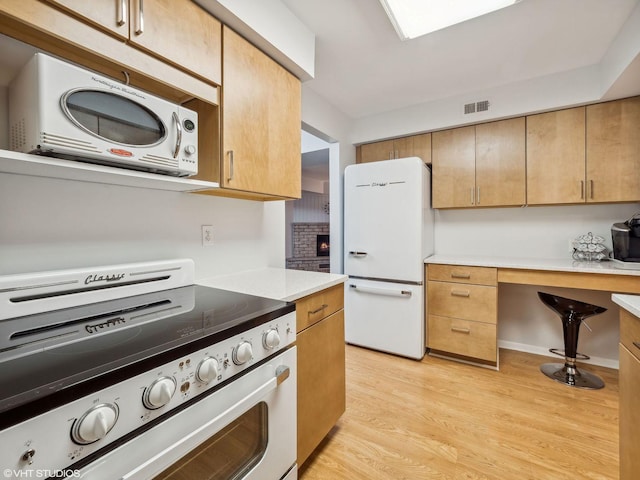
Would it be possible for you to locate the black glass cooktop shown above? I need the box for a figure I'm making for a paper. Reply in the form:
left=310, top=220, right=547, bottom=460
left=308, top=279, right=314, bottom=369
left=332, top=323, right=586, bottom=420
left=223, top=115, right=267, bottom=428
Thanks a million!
left=0, top=285, right=294, bottom=424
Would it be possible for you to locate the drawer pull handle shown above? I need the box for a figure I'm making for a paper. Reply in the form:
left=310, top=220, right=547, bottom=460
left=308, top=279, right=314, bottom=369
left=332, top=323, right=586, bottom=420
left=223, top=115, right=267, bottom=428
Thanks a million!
left=451, top=272, right=471, bottom=279
left=451, top=327, right=471, bottom=334
left=309, top=304, right=328, bottom=315
left=451, top=290, right=470, bottom=298
left=634, top=341, right=640, bottom=351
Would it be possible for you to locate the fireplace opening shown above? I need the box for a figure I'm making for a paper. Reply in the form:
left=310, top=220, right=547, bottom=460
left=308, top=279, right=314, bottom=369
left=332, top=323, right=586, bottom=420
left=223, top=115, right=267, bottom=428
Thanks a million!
left=316, top=234, right=330, bottom=257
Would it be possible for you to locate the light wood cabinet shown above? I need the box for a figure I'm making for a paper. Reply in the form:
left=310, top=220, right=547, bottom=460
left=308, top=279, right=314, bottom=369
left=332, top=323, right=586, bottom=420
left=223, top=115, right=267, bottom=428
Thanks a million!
left=44, top=0, right=222, bottom=85
left=619, top=308, right=640, bottom=480
left=217, top=26, right=301, bottom=199
left=586, top=97, right=640, bottom=203
left=528, top=97, right=640, bottom=205
left=432, top=118, right=525, bottom=208
left=426, top=264, right=498, bottom=364
left=357, top=133, right=431, bottom=164
left=296, top=284, right=346, bottom=466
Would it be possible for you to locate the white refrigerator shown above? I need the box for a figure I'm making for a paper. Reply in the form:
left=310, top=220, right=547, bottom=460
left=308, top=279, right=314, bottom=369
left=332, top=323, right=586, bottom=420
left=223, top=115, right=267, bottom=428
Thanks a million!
left=343, top=157, right=434, bottom=359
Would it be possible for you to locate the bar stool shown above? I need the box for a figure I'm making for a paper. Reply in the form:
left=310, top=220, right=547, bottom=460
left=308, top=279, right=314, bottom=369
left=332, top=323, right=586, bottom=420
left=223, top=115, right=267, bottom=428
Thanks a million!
left=537, top=292, right=606, bottom=390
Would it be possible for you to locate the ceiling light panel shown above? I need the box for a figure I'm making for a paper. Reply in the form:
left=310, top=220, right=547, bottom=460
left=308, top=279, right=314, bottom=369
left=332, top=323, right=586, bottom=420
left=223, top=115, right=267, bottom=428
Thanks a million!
left=380, top=0, right=521, bottom=40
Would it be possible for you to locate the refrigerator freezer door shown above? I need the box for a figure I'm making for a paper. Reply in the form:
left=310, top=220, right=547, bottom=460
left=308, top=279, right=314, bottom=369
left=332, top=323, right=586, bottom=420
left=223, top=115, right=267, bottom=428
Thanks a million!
left=344, top=278, right=425, bottom=359
left=344, top=157, right=430, bottom=283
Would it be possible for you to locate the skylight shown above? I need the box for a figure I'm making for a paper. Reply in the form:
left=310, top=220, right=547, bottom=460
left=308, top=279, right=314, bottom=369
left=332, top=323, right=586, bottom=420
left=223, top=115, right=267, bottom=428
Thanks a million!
left=379, top=0, right=522, bottom=40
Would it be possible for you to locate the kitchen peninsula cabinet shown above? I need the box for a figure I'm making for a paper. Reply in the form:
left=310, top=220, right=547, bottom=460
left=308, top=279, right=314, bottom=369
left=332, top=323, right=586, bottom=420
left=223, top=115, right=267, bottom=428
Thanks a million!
left=619, top=307, right=640, bottom=480
left=209, top=26, right=301, bottom=200
left=426, top=264, right=498, bottom=364
left=357, top=133, right=431, bottom=164
left=296, top=284, right=345, bottom=466
left=432, top=117, right=525, bottom=208
left=45, top=0, right=222, bottom=85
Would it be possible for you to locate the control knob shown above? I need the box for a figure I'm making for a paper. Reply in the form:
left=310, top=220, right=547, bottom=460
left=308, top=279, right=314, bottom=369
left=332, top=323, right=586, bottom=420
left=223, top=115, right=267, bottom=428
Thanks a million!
left=232, top=341, right=253, bottom=365
left=262, top=328, right=281, bottom=349
left=143, top=376, right=176, bottom=409
left=184, top=145, right=196, bottom=155
left=196, top=357, right=219, bottom=384
left=71, top=403, right=119, bottom=445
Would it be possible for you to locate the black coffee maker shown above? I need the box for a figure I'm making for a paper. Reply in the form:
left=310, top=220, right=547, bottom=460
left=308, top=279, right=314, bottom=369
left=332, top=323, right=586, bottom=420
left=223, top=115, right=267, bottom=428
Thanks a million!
left=612, top=213, right=640, bottom=262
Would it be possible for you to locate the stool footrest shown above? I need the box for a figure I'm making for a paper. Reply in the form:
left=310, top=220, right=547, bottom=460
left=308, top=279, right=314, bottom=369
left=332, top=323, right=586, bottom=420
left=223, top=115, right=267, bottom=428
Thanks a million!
left=548, top=348, right=590, bottom=360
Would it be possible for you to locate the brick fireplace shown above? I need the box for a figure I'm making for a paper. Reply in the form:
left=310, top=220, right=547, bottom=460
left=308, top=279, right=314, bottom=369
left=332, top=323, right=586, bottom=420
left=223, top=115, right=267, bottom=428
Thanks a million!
left=286, top=222, right=330, bottom=272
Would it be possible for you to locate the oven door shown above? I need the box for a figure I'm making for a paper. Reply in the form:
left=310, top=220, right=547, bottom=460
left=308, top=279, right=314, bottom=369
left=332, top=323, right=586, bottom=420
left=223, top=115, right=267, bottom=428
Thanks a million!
left=78, top=347, right=297, bottom=480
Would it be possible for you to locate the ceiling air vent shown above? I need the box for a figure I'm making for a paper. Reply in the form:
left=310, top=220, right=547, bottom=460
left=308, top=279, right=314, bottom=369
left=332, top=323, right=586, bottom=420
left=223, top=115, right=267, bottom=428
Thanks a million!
left=463, top=100, right=491, bottom=115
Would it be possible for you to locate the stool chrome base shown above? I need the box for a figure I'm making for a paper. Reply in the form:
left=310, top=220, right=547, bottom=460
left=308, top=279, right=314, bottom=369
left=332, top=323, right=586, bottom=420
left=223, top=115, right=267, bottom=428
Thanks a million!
left=540, top=362, right=604, bottom=390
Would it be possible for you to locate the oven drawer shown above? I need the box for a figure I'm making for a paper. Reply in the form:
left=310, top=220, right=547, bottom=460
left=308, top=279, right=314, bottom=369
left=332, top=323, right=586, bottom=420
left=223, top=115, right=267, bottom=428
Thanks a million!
left=620, top=309, right=640, bottom=359
left=428, top=280, right=497, bottom=324
left=296, top=283, right=344, bottom=332
left=428, top=315, right=497, bottom=362
left=428, top=264, right=497, bottom=286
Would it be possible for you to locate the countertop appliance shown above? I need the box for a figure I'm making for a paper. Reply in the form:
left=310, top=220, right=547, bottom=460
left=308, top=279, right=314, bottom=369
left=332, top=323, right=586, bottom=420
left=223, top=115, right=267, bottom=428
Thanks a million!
left=9, top=53, right=198, bottom=177
left=0, top=259, right=297, bottom=480
left=343, top=157, right=434, bottom=359
left=612, top=213, right=640, bottom=268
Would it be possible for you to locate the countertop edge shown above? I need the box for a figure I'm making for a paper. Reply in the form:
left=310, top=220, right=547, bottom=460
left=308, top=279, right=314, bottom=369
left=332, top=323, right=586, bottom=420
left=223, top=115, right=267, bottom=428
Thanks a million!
left=612, top=294, right=640, bottom=318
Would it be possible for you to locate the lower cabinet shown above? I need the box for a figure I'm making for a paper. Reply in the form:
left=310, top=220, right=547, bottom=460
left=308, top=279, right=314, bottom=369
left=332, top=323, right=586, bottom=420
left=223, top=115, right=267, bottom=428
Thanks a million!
left=619, top=309, right=640, bottom=480
left=296, top=284, right=346, bottom=466
left=426, top=264, right=498, bottom=364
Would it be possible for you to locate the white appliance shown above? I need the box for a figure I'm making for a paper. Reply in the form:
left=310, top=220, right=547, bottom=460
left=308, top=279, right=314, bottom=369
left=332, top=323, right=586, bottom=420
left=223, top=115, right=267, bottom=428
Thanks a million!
left=0, top=259, right=297, bottom=480
left=344, top=157, right=434, bottom=359
left=9, top=53, right=198, bottom=177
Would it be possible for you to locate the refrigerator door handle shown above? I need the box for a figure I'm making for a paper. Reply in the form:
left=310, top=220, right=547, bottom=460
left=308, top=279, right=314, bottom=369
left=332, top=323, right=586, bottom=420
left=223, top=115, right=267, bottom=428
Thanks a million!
left=349, top=284, right=412, bottom=297
left=348, top=251, right=368, bottom=257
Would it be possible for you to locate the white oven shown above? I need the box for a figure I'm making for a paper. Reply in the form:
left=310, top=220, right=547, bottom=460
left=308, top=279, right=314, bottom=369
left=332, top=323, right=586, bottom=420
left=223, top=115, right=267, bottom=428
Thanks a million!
left=0, top=260, right=297, bottom=480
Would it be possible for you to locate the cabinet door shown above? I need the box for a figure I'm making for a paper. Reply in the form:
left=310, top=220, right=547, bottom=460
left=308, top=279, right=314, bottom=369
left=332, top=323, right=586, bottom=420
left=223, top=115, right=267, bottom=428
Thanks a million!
left=432, top=126, right=476, bottom=208
left=297, top=310, right=345, bottom=465
left=527, top=107, right=586, bottom=205
left=620, top=345, right=640, bottom=480
left=412, top=132, right=432, bottom=164
left=394, top=136, right=414, bottom=159
left=359, top=140, right=395, bottom=163
left=586, top=97, right=640, bottom=203
left=475, top=117, right=525, bottom=207
left=222, top=26, right=301, bottom=198
left=128, top=0, right=221, bottom=85
left=44, top=0, right=128, bottom=38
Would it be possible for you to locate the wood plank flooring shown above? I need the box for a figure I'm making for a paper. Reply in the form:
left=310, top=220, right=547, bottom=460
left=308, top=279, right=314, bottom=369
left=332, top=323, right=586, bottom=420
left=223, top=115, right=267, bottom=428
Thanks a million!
left=299, top=346, right=619, bottom=480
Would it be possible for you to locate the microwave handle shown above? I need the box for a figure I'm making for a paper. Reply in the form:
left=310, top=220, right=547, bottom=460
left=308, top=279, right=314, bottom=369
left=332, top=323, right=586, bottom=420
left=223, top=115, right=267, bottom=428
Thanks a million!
left=172, top=112, right=182, bottom=159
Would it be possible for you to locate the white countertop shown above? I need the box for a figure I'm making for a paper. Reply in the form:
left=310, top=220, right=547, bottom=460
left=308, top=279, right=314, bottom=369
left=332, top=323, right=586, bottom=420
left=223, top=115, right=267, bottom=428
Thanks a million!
left=613, top=294, right=640, bottom=318
left=198, top=268, right=347, bottom=302
left=425, top=254, right=640, bottom=277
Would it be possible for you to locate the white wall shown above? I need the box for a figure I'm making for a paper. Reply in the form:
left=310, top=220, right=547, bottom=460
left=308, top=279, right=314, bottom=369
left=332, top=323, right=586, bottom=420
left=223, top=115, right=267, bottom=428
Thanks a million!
left=0, top=174, right=285, bottom=279
left=435, top=203, right=640, bottom=367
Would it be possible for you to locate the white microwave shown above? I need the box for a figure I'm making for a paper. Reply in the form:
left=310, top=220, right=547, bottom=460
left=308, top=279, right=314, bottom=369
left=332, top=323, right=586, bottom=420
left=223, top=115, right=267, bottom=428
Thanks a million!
left=9, top=53, right=198, bottom=177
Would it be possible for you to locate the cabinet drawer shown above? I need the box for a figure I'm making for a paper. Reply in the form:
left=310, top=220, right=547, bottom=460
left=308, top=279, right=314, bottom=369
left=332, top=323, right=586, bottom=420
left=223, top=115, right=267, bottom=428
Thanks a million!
left=620, top=309, right=640, bottom=360
left=428, top=264, right=497, bottom=286
left=296, top=284, right=344, bottom=333
left=428, top=315, right=497, bottom=362
left=428, top=281, right=497, bottom=324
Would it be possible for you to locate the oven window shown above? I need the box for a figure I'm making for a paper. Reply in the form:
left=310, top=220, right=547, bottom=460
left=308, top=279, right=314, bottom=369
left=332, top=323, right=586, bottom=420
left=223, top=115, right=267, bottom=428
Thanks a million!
left=154, top=402, right=268, bottom=480
left=62, top=90, right=166, bottom=146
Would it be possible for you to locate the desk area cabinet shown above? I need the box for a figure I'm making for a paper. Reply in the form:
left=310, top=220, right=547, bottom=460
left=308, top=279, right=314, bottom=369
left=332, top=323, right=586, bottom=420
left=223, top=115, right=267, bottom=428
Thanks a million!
left=296, top=284, right=346, bottom=466
left=426, top=264, right=498, bottom=364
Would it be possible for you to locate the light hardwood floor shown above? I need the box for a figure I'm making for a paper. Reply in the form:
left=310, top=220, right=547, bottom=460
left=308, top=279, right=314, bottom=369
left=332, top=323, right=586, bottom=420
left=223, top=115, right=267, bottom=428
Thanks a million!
left=299, top=346, right=619, bottom=480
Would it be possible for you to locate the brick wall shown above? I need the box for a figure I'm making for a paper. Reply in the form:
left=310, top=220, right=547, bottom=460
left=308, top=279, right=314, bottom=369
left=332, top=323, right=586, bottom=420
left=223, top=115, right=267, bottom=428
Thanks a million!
left=291, top=223, right=329, bottom=258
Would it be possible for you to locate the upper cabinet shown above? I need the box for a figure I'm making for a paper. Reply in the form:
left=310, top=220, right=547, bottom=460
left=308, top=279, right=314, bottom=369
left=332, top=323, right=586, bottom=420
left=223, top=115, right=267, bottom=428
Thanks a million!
left=357, top=133, right=431, bottom=164
left=217, top=26, right=301, bottom=199
left=527, top=97, right=640, bottom=205
left=586, top=97, right=640, bottom=203
left=44, top=0, right=222, bottom=85
left=432, top=118, right=525, bottom=208
left=527, top=107, right=586, bottom=205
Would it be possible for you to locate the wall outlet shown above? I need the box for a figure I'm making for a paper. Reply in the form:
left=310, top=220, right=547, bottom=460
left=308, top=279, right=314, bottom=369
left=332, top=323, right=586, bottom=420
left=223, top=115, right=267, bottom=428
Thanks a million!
left=202, top=225, right=214, bottom=246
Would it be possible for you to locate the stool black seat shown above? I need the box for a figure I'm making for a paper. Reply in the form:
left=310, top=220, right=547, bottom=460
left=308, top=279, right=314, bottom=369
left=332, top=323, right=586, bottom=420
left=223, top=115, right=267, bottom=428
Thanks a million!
left=538, top=292, right=606, bottom=389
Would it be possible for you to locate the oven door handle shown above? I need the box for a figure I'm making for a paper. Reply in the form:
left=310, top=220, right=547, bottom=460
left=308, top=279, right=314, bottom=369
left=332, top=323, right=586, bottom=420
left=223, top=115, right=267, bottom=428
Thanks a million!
left=119, top=364, right=291, bottom=480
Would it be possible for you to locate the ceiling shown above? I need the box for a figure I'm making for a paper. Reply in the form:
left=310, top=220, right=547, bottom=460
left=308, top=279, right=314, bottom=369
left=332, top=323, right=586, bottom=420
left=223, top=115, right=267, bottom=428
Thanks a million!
left=281, top=0, right=640, bottom=120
